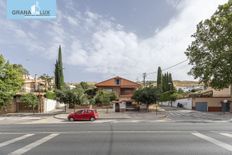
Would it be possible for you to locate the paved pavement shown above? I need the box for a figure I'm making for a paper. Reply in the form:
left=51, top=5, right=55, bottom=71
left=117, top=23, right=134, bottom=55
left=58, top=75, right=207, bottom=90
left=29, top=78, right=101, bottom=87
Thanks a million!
left=1, top=107, right=232, bottom=154
left=1, top=107, right=232, bottom=124
left=163, top=106, right=232, bottom=123
left=0, top=122, right=232, bottom=155
left=0, top=109, right=64, bottom=125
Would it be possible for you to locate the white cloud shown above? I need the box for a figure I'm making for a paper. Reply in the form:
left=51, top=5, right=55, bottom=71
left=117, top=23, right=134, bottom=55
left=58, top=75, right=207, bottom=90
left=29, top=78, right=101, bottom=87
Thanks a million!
left=62, top=0, right=227, bottom=81
left=0, top=0, right=227, bottom=81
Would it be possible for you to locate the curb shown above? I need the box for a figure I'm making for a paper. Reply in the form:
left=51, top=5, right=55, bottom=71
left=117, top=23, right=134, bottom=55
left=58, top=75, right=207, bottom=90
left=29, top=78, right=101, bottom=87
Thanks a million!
left=53, top=113, right=68, bottom=120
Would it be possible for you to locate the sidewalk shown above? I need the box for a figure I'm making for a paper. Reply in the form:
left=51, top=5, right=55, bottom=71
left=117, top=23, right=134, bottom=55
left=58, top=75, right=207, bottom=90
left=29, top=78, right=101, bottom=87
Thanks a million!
left=0, top=109, right=65, bottom=124
left=54, top=110, right=167, bottom=121
left=0, top=108, right=167, bottom=124
left=0, top=108, right=64, bottom=117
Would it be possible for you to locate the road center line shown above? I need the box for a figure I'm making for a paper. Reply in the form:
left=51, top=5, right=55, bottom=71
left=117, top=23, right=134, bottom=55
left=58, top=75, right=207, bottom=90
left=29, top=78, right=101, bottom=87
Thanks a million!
left=220, top=133, right=232, bottom=138
left=8, top=133, right=59, bottom=155
left=0, top=134, right=34, bottom=148
left=192, top=132, right=232, bottom=152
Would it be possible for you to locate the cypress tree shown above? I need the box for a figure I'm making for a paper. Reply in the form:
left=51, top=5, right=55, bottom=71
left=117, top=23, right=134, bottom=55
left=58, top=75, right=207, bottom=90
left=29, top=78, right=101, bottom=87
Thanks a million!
left=157, top=67, right=162, bottom=92
left=162, top=72, right=174, bottom=92
left=168, top=73, right=174, bottom=91
left=162, top=73, right=167, bottom=92
left=54, top=45, right=64, bottom=89
left=58, top=46, right=64, bottom=85
left=54, top=60, right=59, bottom=89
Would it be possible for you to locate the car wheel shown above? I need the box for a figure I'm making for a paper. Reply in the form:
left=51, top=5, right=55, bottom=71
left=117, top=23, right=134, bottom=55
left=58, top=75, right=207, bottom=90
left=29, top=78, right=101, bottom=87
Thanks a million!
left=69, top=117, right=74, bottom=121
left=90, top=117, right=95, bottom=121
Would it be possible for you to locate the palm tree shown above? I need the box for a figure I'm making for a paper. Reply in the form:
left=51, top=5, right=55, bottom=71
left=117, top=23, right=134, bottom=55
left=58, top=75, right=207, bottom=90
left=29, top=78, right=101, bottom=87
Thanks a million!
left=39, top=74, right=54, bottom=91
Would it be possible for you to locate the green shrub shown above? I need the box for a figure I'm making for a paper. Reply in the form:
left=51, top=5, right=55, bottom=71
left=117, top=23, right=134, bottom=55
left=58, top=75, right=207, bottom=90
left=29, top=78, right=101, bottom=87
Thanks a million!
left=45, top=91, right=56, bottom=100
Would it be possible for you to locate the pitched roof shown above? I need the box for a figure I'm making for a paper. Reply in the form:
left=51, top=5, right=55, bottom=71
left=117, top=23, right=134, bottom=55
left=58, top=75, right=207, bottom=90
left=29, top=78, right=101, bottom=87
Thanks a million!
left=95, top=76, right=140, bottom=88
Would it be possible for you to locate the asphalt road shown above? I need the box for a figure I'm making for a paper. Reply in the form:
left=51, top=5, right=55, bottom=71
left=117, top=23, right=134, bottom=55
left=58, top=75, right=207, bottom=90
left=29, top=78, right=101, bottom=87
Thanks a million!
left=0, top=122, right=232, bottom=155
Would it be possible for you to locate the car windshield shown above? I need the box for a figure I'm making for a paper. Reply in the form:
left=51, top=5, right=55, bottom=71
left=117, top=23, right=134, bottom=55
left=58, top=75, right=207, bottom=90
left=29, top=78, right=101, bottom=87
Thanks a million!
left=76, top=110, right=83, bottom=114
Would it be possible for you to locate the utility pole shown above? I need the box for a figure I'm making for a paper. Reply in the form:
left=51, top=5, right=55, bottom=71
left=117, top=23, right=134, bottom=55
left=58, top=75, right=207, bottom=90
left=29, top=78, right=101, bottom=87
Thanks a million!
left=143, top=73, right=147, bottom=87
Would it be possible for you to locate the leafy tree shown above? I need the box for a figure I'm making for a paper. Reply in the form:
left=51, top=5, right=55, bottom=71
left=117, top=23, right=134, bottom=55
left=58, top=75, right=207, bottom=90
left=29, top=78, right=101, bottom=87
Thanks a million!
left=55, top=88, right=89, bottom=112
left=20, top=93, right=39, bottom=113
left=79, top=82, right=89, bottom=90
left=160, top=91, right=179, bottom=106
left=169, top=93, right=178, bottom=107
left=177, top=88, right=184, bottom=94
left=12, top=64, right=29, bottom=76
left=0, top=55, right=24, bottom=111
left=71, top=89, right=88, bottom=112
left=132, top=87, right=159, bottom=111
left=54, top=45, right=64, bottom=89
left=157, top=66, right=162, bottom=92
left=45, top=91, right=56, bottom=100
left=85, top=88, right=97, bottom=98
left=95, top=90, right=117, bottom=105
left=185, top=1, right=232, bottom=93
left=55, top=89, right=67, bottom=112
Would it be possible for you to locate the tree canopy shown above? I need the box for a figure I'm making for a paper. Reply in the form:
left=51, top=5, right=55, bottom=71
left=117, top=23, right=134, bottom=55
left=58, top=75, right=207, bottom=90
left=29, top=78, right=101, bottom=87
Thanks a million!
left=20, top=93, right=39, bottom=113
left=0, top=55, right=24, bottom=108
left=185, top=0, right=232, bottom=90
left=94, top=90, right=117, bottom=105
left=132, top=87, right=159, bottom=105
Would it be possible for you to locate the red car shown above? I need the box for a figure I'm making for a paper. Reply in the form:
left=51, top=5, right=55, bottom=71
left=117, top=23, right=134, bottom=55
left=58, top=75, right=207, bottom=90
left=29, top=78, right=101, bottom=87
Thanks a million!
left=68, top=109, right=99, bottom=121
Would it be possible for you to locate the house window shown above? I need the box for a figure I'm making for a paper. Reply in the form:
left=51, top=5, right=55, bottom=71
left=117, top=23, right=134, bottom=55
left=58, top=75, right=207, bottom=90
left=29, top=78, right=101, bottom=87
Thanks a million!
left=115, top=79, right=121, bottom=85
left=103, top=88, right=113, bottom=92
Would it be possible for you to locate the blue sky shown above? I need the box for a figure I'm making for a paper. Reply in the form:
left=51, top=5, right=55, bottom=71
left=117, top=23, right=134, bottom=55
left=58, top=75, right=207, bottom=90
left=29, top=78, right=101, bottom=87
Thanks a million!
left=0, top=0, right=227, bottom=82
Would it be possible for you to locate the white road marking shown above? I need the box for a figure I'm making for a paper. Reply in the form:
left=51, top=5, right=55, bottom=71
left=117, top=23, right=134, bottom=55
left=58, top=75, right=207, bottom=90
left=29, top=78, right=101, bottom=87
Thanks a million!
left=192, top=132, right=232, bottom=152
left=0, top=134, right=34, bottom=148
left=0, top=131, right=192, bottom=135
left=220, top=133, right=232, bottom=138
left=8, top=133, right=59, bottom=155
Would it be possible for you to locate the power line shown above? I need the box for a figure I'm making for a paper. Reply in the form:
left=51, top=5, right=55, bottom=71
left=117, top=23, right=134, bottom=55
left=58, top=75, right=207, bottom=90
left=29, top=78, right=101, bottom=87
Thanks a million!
left=162, top=59, right=188, bottom=71
left=146, top=59, right=188, bottom=75
left=142, top=59, right=189, bottom=83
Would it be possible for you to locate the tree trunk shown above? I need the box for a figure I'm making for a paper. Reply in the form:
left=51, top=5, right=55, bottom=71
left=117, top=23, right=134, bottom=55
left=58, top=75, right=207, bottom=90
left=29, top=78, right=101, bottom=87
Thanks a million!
left=156, top=104, right=158, bottom=115
left=230, top=85, right=232, bottom=112
left=147, top=103, right=149, bottom=112
left=74, top=104, right=76, bottom=112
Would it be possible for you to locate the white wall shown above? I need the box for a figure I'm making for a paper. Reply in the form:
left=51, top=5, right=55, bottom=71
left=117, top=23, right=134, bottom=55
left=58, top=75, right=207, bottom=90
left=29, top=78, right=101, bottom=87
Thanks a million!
left=56, top=101, right=65, bottom=109
left=43, top=99, right=57, bottom=113
left=160, top=98, right=192, bottom=110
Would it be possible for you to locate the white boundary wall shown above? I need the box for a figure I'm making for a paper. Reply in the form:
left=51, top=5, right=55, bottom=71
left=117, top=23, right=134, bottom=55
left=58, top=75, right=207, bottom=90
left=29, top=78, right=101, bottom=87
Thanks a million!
left=43, top=99, right=57, bottom=113
left=160, top=98, right=192, bottom=110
